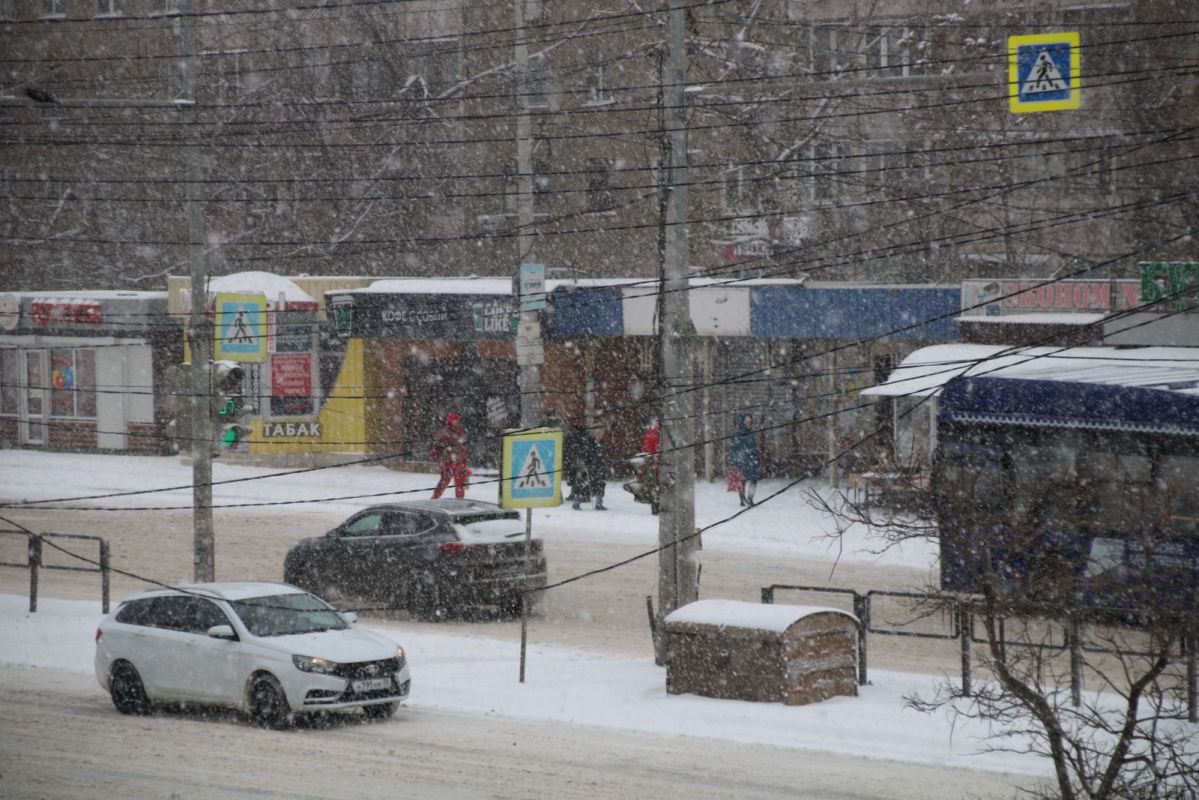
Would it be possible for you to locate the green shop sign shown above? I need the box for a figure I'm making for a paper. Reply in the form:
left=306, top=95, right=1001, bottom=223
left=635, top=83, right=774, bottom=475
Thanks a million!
left=1139, top=262, right=1199, bottom=312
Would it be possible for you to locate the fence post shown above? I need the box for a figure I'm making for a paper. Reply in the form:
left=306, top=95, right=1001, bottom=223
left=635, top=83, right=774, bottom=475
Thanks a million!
left=100, top=538, right=111, bottom=614
left=854, top=592, right=869, bottom=685
left=28, top=534, right=41, bottom=613
left=958, top=601, right=972, bottom=697
left=1069, top=614, right=1083, bottom=708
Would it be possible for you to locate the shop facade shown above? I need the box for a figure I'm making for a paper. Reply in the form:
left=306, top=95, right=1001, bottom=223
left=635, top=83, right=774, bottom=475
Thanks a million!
left=0, top=291, right=177, bottom=454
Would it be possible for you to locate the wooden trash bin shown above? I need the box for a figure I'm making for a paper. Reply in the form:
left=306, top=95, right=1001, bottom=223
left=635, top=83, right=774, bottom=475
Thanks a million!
left=664, top=599, right=859, bottom=706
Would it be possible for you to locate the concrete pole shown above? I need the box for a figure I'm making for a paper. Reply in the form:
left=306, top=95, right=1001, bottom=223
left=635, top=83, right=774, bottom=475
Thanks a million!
left=655, top=0, right=697, bottom=664
left=182, top=0, right=214, bottom=582
left=515, top=0, right=541, bottom=430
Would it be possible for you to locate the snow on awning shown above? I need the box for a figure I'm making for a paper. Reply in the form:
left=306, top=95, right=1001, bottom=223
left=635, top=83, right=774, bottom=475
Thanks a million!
left=862, top=344, right=1199, bottom=399
left=955, top=312, right=1107, bottom=325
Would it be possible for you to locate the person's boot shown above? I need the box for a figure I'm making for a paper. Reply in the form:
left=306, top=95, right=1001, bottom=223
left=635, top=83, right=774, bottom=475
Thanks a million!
left=572, top=498, right=582, bottom=510
left=595, top=498, right=607, bottom=510
left=746, top=483, right=756, bottom=506
left=738, top=491, right=746, bottom=507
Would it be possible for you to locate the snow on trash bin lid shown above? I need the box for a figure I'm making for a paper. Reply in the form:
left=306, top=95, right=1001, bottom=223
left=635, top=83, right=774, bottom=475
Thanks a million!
left=663, top=599, right=857, bottom=633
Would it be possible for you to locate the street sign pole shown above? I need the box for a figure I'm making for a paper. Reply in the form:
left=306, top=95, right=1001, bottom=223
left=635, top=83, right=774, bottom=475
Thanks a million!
left=500, top=426, right=563, bottom=682
left=519, top=506, right=533, bottom=683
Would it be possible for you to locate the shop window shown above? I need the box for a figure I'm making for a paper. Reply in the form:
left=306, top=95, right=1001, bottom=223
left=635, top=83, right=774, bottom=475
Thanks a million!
left=95, top=0, right=121, bottom=16
left=41, top=0, right=64, bottom=18
left=49, top=348, right=96, bottom=419
left=0, top=349, right=17, bottom=415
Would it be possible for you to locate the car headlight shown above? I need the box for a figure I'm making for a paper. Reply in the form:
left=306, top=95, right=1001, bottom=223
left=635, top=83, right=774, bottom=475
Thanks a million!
left=293, top=654, right=337, bottom=674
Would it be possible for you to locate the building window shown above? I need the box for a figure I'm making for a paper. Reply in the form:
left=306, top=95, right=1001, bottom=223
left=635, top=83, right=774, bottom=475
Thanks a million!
left=49, top=348, right=97, bottom=419
left=150, top=0, right=181, bottom=14
left=586, top=57, right=613, bottom=105
left=0, top=350, right=17, bottom=415
left=0, top=0, right=13, bottom=20
left=723, top=164, right=752, bottom=213
left=585, top=158, right=617, bottom=213
left=502, top=163, right=520, bottom=216
left=791, top=142, right=845, bottom=205
left=95, top=0, right=122, bottom=16
left=40, top=0, right=65, bottom=17
left=533, top=157, right=552, bottom=216
left=809, top=24, right=924, bottom=79
left=524, top=56, right=551, bottom=108
left=309, top=48, right=332, bottom=99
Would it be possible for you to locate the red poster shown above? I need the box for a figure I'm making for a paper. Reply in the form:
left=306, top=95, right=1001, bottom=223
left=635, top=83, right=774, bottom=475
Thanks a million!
left=271, top=353, right=312, bottom=397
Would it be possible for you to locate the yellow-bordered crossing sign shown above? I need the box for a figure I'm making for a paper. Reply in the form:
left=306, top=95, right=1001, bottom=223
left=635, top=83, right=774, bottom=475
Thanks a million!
left=501, top=427, right=563, bottom=509
left=1008, top=32, right=1080, bottom=113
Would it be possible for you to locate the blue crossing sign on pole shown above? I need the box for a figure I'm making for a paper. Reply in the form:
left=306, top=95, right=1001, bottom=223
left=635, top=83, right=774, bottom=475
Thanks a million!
left=1009, top=32, right=1080, bottom=113
left=501, top=427, right=563, bottom=508
left=214, top=293, right=268, bottom=362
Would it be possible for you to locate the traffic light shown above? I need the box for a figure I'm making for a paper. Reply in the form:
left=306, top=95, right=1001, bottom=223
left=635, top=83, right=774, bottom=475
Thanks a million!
left=162, top=363, right=192, bottom=453
left=211, top=360, right=251, bottom=453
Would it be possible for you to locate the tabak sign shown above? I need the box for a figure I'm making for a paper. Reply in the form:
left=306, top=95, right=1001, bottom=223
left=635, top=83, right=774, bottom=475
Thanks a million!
left=961, top=279, right=1141, bottom=316
left=31, top=299, right=102, bottom=327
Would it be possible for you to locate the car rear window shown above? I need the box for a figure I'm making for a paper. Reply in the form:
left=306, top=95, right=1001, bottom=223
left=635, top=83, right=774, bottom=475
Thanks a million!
left=454, top=516, right=534, bottom=543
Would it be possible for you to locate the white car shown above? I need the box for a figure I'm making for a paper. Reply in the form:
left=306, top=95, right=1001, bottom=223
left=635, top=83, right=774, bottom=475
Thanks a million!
left=94, top=581, right=411, bottom=728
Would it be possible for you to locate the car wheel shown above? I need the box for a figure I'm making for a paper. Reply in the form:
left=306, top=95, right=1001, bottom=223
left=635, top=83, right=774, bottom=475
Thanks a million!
left=109, top=662, right=151, bottom=715
left=249, top=674, right=292, bottom=730
left=363, top=702, right=399, bottom=720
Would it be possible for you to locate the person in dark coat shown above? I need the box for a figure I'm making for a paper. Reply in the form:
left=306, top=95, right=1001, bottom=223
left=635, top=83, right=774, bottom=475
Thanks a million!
left=728, top=411, right=762, bottom=506
left=431, top=412, right=470, bottom=499
left=563, top=418, right=590, bottom=503
left=573, top=425, right=610, bottom=510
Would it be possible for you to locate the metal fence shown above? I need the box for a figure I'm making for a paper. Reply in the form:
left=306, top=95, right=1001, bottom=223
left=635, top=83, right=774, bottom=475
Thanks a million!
left=762, top=583, right=1198, bottom=721
left=0, top=528, right=110, bottom=613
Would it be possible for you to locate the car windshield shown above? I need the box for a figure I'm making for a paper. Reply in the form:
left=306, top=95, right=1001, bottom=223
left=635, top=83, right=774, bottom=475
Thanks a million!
left=229, top=593, right=349, bottom=637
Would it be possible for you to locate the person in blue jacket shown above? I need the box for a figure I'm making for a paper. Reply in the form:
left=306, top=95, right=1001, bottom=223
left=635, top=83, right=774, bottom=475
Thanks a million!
left=728, top=411, right=762, bottom=506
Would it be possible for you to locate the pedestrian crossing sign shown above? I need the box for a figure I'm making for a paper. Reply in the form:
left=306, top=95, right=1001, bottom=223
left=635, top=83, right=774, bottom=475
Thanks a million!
left=214, top=293, right=267, bottom=362
left=501, top=427, right=563, bottom=508
left=1009, top=32, right=1080, bottom=113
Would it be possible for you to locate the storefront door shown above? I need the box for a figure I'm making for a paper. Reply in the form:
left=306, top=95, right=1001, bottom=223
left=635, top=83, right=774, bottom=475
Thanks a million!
left=19, top=349, right=48, bottom=446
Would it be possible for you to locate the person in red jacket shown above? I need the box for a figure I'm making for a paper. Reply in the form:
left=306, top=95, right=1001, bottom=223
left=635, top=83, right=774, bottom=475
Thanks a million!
left=640, top=417, right=660, bottom=457
left=431, top=412, right=470, bottom=499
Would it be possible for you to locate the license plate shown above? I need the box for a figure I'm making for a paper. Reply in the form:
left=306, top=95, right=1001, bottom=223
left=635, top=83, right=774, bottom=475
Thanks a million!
left=352, top=677, right=392, bottom=693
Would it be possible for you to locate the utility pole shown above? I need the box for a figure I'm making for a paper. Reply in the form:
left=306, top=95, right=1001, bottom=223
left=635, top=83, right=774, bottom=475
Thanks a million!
left=654, top=0, right=697, bottom=664
left=6, top=18, right=212, bottom=581
left=181, top=0, right=214, bottom=583
left=514, top=0, right=542, bottom=429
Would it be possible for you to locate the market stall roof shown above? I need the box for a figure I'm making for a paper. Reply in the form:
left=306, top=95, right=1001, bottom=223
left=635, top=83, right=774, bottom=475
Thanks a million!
left=343, top=277, right=809, bottom=295
left=861, top=344, right=1199, bottom=399
left=955, top=312, right=1107, bottom=326
left=207, top=271, right=314, bottom=304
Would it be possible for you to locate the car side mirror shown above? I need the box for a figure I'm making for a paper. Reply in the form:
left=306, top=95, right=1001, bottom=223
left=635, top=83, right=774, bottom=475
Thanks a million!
left=340, top=611, right=358, bottom=626
left=207, top=624, right=236, bottom=640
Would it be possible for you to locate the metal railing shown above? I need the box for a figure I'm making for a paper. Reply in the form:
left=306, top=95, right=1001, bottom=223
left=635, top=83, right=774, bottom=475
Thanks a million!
left=0, top=528, right=110, bottom=613
left=762, top=583, right=1197, bottom=720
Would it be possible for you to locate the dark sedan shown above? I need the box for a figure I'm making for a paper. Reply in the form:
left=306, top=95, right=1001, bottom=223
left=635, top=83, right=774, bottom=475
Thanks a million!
left=283, top=499, right=548, bottom=619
